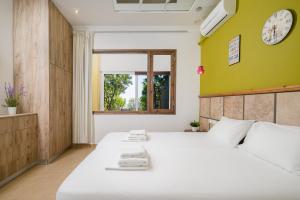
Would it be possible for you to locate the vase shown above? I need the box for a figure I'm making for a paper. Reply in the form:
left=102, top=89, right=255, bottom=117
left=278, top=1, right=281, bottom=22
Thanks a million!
left=192, top=127, right=198, bottom=132
left=8, top=107, right=17, bottom=115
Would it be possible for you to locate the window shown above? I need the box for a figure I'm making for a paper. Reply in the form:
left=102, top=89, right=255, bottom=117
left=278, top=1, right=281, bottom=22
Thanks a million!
left=103, top=73, right=147, bottom=111
left=92, top=50, right=176, bottom=114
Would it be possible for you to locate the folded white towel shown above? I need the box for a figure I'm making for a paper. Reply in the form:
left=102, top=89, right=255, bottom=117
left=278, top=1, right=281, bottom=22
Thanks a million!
left=118, top=157, right=149, bottom=167
left=105, top=164, right=149, bottom=171
left=122, top=138, right=147, bottom=142
left=105, top=148, right=150, bottom=171
left=129, top=129, right=147, bottom=136
left=120, top=146, right=147, bottom=159
left=128, top=134, right=148, bottom=140
left=120, top=130, right=149, bottom=142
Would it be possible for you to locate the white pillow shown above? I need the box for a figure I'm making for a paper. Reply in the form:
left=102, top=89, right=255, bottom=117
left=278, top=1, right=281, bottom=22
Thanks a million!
left=209, top=117, right=255, bottom=147
left=241, top=122, right=300, bottom=175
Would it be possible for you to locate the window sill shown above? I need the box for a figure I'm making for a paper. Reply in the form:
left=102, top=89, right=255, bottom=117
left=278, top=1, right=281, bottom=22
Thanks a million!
left=93, top=111, right=176, bottom=115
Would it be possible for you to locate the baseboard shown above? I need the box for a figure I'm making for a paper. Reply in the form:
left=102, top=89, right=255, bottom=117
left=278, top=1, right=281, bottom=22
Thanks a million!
left=0, top=161, right=38, bottom=188
left=72, top=143, right=96, bottom=148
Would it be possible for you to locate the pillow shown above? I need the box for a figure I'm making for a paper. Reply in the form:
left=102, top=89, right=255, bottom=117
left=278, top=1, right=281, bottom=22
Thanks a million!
left=241, top=122, right=300, bottom=175
left=209, top=117, right=255, bottom=147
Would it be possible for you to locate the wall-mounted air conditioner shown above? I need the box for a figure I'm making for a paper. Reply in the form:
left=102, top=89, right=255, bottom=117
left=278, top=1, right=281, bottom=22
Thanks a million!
left=200, top=0, right=236, bottom=37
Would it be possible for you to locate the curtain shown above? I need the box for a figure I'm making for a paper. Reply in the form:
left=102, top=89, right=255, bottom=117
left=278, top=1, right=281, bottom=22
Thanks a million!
left=73, top=31, right=94, bottom=144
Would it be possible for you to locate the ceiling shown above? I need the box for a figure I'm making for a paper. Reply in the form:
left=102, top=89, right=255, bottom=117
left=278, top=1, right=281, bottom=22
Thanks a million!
left=52, top=0, right=220, bottom=27
left=112, top=0, right=196, bottom=12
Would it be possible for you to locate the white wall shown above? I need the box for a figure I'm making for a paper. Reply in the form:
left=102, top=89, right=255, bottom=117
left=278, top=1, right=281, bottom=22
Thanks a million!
left=0, top=0, right=13, bottom=114
left=93, top=29, right=200, bottom=143
left=101, top=54, right=147, bottom=72
left=100, top=54, right=171, bottom=72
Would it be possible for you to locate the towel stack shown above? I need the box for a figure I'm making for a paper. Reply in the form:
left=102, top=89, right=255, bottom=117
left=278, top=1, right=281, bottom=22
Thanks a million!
left=127, top=130, right=148, bottom=142
left=106, top=130, right=150, bottom=171
left=118, top=146, right=149, bottom=169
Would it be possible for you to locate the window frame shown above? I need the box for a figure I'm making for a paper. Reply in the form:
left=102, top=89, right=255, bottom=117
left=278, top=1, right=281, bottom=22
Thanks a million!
left=93, top=49, right=176, bottom=115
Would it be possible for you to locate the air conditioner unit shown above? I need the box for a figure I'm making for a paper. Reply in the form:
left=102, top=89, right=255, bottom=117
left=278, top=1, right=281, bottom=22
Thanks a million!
left=200, top=0, right=236, bottom=37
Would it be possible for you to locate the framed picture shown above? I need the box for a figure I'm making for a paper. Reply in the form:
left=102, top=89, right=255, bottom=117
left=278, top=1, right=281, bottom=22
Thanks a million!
left=228, top=35, right=240, bottom=66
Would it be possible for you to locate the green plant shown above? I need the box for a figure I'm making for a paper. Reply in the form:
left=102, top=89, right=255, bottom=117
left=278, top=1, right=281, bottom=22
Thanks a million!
left=2, top=83, right=26, bottom=107
left=190, top=120, right=200, bottom=127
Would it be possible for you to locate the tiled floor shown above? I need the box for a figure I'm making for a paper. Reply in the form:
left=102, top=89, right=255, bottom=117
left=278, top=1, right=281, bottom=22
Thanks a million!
left=0, top=145, right=95, bottom=200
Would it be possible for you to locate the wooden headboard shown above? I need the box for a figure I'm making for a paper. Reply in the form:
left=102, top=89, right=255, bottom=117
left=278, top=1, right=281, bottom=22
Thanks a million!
left=199, top=85, right=300, bottom=132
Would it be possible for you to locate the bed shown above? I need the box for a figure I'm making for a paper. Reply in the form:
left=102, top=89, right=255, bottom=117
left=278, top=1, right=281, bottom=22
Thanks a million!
left=56, top=132, right=300, bottom=200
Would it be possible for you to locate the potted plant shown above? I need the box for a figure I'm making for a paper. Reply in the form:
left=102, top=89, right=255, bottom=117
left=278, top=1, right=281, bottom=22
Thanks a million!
left=190, top=120, right=200, bottom=132
left=2, top=83, right=25, bottom=115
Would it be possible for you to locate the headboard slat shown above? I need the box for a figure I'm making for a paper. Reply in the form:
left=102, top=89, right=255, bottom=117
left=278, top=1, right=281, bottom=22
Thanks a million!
left=210, top=97, right=223, bottom=120
left=276, top=92, right=300, bottom=126
left=224, top=96, right=244, bottom=120
left=199, top=85, right=300, bottom=130
left=244, top=93, right=275, bottom=122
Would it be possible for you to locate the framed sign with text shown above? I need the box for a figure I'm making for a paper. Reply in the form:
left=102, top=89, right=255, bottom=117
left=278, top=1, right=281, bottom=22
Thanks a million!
left=228, top=35, right=240, bottom=66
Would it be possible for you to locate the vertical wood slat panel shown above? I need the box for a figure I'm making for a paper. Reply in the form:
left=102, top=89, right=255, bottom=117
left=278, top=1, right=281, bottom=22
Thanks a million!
left=14, top=0, right=72, bottom=162
left=13, top=0, right=50, bottom=161
left=48, top=1, right=73, bottom=160
left=65, top=72, right=73, bottom=147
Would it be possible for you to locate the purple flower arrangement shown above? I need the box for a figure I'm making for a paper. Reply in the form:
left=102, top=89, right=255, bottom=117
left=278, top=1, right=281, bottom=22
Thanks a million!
left=2, top=83, right=26, bottom=107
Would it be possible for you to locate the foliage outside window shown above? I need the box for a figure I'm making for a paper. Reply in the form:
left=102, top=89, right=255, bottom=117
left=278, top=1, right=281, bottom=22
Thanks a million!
left=153, top=73, right=170, bottom=109
left=104, top=74, right=147, bottom=111
left=104, top=74, right=132, bottom=111
left=93, top=50, right=176, bottom=114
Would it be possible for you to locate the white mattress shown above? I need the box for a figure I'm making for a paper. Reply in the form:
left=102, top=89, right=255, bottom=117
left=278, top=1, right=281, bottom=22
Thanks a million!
left=57, top=132, right=300, bottom=200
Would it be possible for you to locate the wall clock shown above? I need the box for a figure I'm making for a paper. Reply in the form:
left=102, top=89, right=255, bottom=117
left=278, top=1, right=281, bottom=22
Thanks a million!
left=262, top=9, right=293, bottom=45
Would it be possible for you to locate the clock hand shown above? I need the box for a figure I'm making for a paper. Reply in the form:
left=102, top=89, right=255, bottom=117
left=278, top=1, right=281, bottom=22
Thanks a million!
left=273, top=25, right=277, bottom=39
left=268, top=29, right=272, bottom=41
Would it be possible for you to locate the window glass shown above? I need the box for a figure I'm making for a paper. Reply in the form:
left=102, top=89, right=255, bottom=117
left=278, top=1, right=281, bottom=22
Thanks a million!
left=153, top=55, right=171, bottom=109
left=92, top=50, right=175, bottom=114
left=104, top=73, right=133, bottom=111
left=137, top=74, right=147, bottom=111
left=101, top=53, right=148, bottom=111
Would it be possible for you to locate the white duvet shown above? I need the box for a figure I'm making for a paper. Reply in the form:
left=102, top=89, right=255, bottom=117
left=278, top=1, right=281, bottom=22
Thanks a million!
left=57, top=132, right=300, bottom=200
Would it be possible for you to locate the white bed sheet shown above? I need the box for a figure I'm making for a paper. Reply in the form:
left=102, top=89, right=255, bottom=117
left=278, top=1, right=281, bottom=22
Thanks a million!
left=57, top=132, right=300, bottom=200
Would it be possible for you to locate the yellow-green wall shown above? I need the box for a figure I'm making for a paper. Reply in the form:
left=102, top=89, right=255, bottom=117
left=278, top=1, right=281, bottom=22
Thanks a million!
left=200, top=0, right=300, bottom=96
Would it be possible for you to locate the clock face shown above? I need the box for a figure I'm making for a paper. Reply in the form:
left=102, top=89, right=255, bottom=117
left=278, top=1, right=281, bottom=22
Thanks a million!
left=262, top=9, right=293, bottom=45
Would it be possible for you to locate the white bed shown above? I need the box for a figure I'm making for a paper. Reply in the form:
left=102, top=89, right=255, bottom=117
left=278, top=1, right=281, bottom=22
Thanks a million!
left=57, top=132, right=300, bottom=200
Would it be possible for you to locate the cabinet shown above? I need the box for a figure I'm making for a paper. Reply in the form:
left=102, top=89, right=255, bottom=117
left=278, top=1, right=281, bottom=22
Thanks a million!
left=0, top=114, right=38, bottom=186
left=13, top=0, right=73, bottom=162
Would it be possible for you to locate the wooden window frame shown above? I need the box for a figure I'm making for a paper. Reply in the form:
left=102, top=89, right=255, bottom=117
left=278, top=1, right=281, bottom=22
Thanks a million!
left=93, top=49, right=176, bottom=115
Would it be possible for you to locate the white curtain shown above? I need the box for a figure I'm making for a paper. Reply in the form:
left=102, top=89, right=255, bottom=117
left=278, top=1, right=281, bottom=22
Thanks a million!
left=73, top=31, right=94, bottom=144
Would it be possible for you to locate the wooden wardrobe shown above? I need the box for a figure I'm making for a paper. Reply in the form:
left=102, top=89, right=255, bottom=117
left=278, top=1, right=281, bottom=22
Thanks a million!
left=13, top=0, right=73, bottom=163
